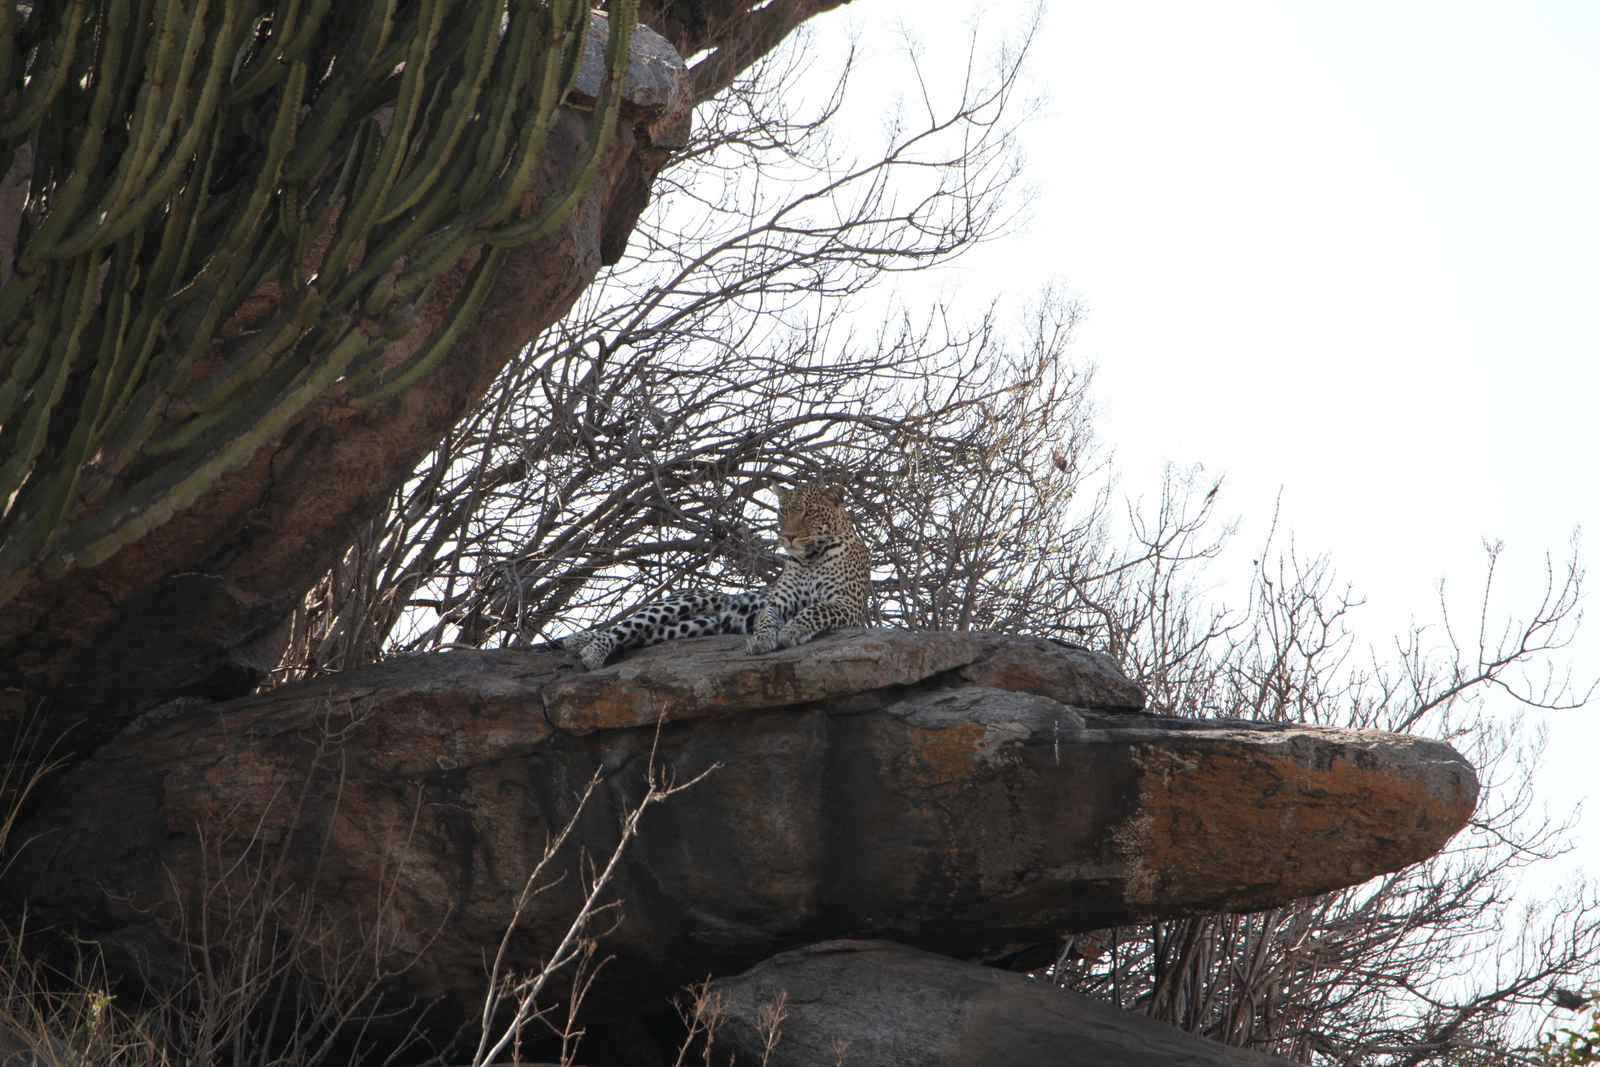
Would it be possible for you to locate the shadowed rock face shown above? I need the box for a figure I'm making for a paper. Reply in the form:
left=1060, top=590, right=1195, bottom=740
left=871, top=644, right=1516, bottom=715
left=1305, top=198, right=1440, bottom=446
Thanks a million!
left=710, top=940, right=1306, bottom=1067
left=1, top=630, right=1476, bottom=1018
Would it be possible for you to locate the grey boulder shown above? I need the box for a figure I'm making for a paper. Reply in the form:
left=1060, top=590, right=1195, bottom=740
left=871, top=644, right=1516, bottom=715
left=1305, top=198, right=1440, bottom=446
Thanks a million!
left=710, top=940, right=1304, bottom=1067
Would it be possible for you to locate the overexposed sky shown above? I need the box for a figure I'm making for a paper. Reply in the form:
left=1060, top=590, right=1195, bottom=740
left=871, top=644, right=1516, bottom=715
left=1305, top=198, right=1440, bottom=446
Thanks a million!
left=802, top=1, right=1599, bottom=878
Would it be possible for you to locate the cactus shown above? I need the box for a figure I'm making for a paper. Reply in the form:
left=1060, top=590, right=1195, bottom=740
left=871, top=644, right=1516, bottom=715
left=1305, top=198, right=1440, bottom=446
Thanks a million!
left=0, top=0, right=638, bottom=605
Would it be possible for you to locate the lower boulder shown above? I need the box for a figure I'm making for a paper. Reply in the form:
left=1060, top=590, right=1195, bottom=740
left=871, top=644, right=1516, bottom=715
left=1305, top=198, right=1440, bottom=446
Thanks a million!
left=709, top=940, right=1303, bottom=1067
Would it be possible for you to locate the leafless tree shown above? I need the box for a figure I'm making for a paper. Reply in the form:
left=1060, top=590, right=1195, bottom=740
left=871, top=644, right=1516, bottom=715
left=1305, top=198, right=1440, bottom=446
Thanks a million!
left=271, top=17, right=1044, bottom=677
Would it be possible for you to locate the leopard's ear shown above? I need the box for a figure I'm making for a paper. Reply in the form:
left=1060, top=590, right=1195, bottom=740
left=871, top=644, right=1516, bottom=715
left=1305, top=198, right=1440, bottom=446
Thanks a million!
left=772, top=484, right=792, bottom=506
left=822, top=484, right=846, bottom=506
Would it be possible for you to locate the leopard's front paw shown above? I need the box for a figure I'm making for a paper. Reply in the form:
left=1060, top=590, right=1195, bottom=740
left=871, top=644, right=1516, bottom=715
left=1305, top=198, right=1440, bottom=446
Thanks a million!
left=774, top=624, right=815, bottom=650
left=561, top=632, right=596, bottom=655
left=566, top=633, right=608, bottom=668
left=745, top=632, right=777, bottom=655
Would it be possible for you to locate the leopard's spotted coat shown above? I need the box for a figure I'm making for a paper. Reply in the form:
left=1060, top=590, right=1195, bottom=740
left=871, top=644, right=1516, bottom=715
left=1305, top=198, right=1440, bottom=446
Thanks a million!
left=559, top=484, right=869, bottom=670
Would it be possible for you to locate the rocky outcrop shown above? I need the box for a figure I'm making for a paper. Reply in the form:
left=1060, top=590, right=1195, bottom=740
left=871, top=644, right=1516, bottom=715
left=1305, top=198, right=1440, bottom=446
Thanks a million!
left=4, top=630, right=1476, bottom=1022
left=710, top=940, right=1303, bottom=1066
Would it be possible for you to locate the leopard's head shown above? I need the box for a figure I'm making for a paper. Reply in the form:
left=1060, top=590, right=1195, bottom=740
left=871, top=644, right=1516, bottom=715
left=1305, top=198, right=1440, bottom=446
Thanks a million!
left=772, top=483, right=852, bottom=561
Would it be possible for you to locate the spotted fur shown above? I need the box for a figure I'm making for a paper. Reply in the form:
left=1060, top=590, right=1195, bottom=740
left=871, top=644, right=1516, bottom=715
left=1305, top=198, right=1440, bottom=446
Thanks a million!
left=560, top=483, right=870, bottom=670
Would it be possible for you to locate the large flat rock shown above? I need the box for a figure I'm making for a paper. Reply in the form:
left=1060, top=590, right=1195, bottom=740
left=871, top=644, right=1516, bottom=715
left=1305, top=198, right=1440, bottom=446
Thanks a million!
left=1, top=632, right=1474, bottom=1017
left=711, top=940, right=1304, bottom=1066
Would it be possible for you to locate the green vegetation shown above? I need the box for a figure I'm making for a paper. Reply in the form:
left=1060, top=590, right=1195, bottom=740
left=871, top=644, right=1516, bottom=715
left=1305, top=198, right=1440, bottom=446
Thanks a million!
left=0, top=0, right=636, bottom=606
left=1540, top=1004, right=1600, bottom=1067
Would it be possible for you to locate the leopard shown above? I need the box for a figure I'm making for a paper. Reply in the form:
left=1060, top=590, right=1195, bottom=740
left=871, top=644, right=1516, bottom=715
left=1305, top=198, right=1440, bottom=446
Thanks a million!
left=557, top=483, right=870, bottom=671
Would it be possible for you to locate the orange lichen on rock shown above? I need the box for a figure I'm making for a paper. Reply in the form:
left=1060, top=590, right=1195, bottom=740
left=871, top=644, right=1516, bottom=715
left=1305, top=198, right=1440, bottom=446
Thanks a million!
left=1124, top=731, right=1476, bottom=909
left=906, top=721, right=988, bottom=787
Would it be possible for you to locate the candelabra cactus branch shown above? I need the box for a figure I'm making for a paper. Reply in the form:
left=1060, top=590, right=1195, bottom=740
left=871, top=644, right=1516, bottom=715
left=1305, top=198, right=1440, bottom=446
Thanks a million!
left=0, top=0, right=638, bottom=606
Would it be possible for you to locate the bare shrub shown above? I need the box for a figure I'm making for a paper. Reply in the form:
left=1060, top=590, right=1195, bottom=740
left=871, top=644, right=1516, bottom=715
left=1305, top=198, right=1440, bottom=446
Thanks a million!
left=666, top=981, right=805, bottom=1067
left=269, top=15, right=1043, bottom=677
left=0, top=917, right=167, bottom=1065
left=670, top=981, right=729, bottom=1067
left=472, top=747, right=716, bottom=1066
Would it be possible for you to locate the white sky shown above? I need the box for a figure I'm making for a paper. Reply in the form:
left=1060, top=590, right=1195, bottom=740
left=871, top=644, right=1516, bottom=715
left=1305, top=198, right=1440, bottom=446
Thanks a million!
left=801, top=1, right=1600, bottom=883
